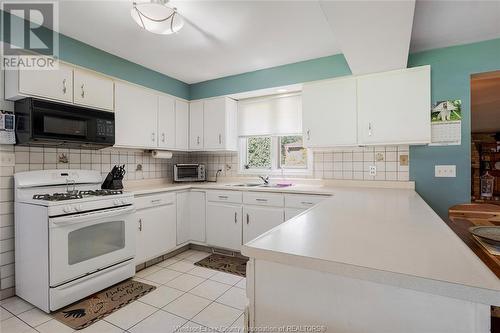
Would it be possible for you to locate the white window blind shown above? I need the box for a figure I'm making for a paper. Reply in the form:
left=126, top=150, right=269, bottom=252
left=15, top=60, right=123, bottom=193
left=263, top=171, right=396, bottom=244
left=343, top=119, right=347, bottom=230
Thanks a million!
left=238, top=94, right=302, bottom=137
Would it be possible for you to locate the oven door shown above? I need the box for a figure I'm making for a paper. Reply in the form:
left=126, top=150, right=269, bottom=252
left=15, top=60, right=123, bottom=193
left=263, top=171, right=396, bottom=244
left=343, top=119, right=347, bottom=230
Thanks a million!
left=49, top=205, right=136, bottom=287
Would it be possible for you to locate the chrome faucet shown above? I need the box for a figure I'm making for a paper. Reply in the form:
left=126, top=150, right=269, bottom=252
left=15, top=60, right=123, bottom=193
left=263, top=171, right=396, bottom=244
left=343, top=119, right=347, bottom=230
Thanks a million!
left=259, top=175, right=270, bottom=185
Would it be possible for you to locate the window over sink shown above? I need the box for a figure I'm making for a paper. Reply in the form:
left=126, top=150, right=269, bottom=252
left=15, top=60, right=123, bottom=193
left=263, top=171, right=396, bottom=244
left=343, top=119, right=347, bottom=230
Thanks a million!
left=237, top=93, right=310, bottom=175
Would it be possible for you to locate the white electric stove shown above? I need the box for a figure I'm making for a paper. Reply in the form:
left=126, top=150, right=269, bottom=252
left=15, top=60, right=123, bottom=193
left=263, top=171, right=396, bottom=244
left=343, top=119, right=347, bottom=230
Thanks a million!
left=14, top=169, right=136, bottom=312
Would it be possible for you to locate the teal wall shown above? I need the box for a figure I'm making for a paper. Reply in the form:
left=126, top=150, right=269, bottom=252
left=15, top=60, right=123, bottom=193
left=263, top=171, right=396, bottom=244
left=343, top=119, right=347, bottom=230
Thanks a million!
left=408, top=39, right=500, bottom=218
left=189, top=54, right=351, bottom=100
left=0, top=10, right=190, bottom=99
left=190, top=38, right=500, bottom=219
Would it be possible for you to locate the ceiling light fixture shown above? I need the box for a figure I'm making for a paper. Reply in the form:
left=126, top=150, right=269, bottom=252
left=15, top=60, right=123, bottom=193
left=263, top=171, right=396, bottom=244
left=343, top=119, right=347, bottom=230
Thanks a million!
left=131, top=0, right=184, bottom=35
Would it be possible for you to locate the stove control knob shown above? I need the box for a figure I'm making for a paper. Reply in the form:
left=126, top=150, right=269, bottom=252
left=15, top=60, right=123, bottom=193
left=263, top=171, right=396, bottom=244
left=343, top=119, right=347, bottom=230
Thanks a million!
left=63, top=205, right=73, bottom=213
left=75, top=205, right=83, bottom=212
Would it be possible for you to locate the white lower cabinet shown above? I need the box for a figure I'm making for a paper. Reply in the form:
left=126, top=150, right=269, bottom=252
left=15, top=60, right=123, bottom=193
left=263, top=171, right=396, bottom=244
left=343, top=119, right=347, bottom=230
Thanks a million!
left=176, top=190, right=206, bottom=245
left=176, top=191, right=190, bottom=245
left=285, top=208, right=305, bottom=220
left=189, top=191, right=206, bottom=243
left=206, top=202, right=242, bottom=250
left=135, top=193, right=177, bottom=264
left=243, top=206, right=284, bottom=244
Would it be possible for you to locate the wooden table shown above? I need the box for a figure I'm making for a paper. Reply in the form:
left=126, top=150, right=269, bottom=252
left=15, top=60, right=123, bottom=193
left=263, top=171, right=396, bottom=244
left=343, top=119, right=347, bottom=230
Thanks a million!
left=448, top=203, right=500, bottom=278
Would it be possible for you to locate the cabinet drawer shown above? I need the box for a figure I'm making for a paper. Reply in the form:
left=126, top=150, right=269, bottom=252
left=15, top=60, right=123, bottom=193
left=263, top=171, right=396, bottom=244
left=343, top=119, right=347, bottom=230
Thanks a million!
left=284, top=194, right=329, bottom=209
left=243, top=192, right=284, bottom=207
left=135, top=192, right=176, bottom=210
left=207, top=190, right=242, bottom=204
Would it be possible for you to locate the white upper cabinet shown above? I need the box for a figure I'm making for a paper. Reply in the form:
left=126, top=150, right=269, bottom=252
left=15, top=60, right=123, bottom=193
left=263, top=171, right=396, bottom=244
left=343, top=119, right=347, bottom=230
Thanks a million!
left=115, top=81, right=158, bottom=148
left=203, top=97, right=238, bottom=151
left=73, top=68, right=114, bottom=111
left=357, top=66, right=431, bottom=145
left=189, top=101, right=204, bottom=150
left=158, top=94, right=176, bottom=149
left=302, top=77, right=358, bottom=147
left=5, top=63, right=74, bottom=102
left=175, top=100, right=189, bottom=150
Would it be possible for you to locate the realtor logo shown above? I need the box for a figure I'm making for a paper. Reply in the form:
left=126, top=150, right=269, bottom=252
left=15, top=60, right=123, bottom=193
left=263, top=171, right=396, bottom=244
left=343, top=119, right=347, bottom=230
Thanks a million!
left=1, top=1, right=59, bottom=70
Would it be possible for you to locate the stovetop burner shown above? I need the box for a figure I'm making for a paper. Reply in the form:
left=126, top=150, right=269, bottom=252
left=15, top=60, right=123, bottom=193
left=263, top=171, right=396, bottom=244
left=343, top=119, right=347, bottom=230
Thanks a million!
left=32, top=189, right=124, bottom=201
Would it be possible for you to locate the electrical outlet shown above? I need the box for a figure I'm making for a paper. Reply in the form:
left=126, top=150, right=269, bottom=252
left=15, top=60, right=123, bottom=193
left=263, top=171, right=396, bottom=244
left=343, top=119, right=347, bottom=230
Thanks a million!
left=435, top=165, right=456, bottom=178
left=0, top=152, right=15, bottom=166
left=369, top=165, right=377, bottom=176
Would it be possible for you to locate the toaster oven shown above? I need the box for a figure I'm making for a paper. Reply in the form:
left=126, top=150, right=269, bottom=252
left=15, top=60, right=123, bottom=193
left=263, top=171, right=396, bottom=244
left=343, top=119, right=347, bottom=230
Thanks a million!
left=173, top=164, right=206, bottom=182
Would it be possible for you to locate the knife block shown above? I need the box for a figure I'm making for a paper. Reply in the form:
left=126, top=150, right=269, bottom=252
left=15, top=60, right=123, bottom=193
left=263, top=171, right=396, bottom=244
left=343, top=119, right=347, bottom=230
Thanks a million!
left=101, top=172, right=124, bottom=190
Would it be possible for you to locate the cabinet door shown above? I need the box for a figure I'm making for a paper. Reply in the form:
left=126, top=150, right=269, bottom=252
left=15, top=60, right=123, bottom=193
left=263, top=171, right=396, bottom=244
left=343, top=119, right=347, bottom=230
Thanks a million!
left=302, top=77, right=357, bottom=147
left=190, top=191, right=206, bottom=243
left=357, top=66, right=431, bottom=145
left=18, top=63, right=73, bottom=102
left=203, top=98, right=226, bottom=149
left=206, top=202, right=242, bottom=250
left=176, top=191, right=190, bottom=245
left=189, top=101, right=204, bottom=150
left=73, top=68, right=114, bottom=111
left=135, top=203, right=177, bottom=264
left=285, top=208, right=305, bottom=221
left=158, top=95, right=176, bottom=149
left=175, top=100, right=189, bottom=150
left=243, top=206, right=284, bottom=244
left=115, top=82, right=158, bottom=148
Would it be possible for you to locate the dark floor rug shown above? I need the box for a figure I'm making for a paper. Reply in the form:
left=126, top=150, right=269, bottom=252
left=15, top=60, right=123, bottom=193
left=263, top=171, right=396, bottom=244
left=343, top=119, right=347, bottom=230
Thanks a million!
left=53, top=279, right=156, bottom=330
left=194, top=254, right=248, bottom=277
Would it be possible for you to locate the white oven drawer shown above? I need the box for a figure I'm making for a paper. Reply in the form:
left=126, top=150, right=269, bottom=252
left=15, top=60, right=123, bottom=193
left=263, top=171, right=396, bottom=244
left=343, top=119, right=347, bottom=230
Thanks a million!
left=207, top=190, right=242, bottom=204
left=135, top=192, right=175, bottom=210
left=243, top=192, right=284, bottom=207
left=284, top=194, right=329, bottom=209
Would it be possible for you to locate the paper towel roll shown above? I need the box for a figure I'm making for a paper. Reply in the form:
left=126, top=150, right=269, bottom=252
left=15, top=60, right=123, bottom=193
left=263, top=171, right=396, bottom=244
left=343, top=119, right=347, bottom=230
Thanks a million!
left=151, top=150, right=173, bottom=159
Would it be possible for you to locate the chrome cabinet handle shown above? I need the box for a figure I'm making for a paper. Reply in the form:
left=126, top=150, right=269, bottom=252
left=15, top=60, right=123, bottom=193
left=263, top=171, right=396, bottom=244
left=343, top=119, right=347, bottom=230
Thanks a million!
left=301, top=201, right=314, bottom=205
left=197, top=136, right=200, bottom=145
left=139, top=218, right=143, bottom=231
left=306, top=129, right=310, bottom=140
left=151, top=199, right=162, bottom=204
left=151, top=133, right=155, bottom=142
left=218, top=134, right=222, bottom=144
left=81, top=84, right=85, bottom=98
left=234, top=212, right=237, bottom=223
left=255, top=198, right=267, bottom=202
left=368, top=123, right=372, bottom=137
left=218, top=195, right=228, bottom=199
left=62, top=79, right=67, bottom=94
left=162, top=133, right=166, bottom=142
left=246, top=213, right=249, bottom=224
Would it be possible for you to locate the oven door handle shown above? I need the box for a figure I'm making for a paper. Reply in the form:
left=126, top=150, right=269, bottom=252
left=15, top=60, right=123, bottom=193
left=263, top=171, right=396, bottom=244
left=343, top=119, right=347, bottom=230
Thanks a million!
left=50, top=206, right=136, bottom=227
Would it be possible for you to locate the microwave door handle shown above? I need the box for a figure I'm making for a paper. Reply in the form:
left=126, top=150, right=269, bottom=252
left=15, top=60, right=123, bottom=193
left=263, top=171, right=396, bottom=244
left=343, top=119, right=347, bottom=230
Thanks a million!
left=50, top=206, right=136, bottom=227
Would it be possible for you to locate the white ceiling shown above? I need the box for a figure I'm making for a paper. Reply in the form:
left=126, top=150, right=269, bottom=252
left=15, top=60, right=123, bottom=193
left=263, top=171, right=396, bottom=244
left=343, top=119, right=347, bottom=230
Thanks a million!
left=52, top=0, right=500, bottom=84
left=320, top=0, right=415, bottom=75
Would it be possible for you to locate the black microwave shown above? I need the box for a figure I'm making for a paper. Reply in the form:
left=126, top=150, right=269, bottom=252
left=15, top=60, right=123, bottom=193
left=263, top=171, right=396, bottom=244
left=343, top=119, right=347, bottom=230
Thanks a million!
left=14, top=98, right=115, bottom=149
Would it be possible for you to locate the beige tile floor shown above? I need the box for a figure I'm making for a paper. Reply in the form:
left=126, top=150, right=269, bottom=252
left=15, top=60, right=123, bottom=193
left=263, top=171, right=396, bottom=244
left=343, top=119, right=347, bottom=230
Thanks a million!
left=0, top=250, right=246, bottom=333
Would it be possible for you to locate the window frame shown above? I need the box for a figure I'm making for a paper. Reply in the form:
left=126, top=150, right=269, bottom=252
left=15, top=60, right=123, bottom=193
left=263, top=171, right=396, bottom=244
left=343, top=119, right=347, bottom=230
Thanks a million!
left=239, top=135, right=312, bottom=176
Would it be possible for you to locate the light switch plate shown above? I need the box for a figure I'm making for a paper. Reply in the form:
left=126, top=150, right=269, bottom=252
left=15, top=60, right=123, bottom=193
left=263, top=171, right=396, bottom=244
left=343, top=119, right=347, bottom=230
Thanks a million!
left=0, top=152, right=15, bottom=166
left=435, top=165, right=456, bottom=178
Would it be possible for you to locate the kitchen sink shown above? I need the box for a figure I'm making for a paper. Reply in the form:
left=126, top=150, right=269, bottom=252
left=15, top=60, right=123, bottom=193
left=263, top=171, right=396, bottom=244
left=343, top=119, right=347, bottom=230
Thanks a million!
left=226, top=183, right=293, bottom=188
left=226, top=183, right=262, bottom=187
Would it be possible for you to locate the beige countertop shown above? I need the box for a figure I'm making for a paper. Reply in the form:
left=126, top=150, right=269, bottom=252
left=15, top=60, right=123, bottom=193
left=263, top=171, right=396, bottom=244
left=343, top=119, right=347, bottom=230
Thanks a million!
left=241, top=187, right=500, bottom=306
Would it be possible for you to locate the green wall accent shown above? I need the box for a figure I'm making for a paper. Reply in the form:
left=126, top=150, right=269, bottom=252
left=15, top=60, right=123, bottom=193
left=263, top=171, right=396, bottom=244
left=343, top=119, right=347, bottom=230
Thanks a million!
left=190, top=38, right=500, bottom=219
left=0, top=10, right=190, bottom=99
left=408, top=38, right=500, bottom=218
left=189, top=54, right=351, bottom=100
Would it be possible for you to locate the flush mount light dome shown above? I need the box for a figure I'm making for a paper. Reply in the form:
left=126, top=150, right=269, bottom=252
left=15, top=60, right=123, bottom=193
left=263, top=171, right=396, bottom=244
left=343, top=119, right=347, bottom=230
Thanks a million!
left=131, top=0, right=184, bottom=35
